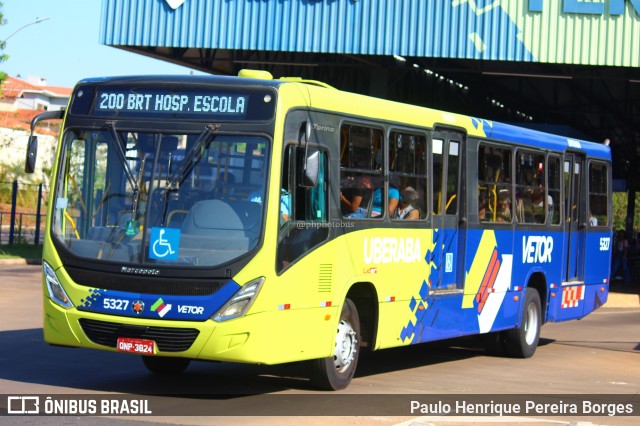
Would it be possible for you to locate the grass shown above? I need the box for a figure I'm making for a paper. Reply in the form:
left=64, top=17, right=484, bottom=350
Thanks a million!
left=0, top=244, right=43, bottom=259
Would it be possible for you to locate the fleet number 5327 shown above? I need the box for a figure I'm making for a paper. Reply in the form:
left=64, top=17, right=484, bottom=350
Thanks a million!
left=103, top=298, right=129, bottom=311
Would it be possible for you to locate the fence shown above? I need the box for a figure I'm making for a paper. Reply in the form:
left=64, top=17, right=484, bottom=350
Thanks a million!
left=0, top=180, right=47, bottom=245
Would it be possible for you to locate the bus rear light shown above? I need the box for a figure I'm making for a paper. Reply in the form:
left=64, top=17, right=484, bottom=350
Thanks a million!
left=212, top=277, right=264, bottom=322
left=44, top=261, right=73, bottom=309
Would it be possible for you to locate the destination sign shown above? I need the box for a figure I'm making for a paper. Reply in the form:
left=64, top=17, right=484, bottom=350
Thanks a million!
left=94, top=90, right=248, bottom=117
left=69, top=82, right=276, bottom=121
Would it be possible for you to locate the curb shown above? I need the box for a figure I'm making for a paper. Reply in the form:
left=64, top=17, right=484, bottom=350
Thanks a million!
left=604, top=291, right=640, bottom=309
left=0, top=258, right=42, bottom=267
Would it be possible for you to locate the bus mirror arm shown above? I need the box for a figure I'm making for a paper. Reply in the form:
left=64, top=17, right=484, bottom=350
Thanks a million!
left=25, top=109, right=64, bottom=174
left=299, top=120, right=319, bottom=187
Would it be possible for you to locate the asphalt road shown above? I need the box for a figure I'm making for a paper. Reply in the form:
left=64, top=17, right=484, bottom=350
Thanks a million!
left=1, top=265, right=639, bottom=426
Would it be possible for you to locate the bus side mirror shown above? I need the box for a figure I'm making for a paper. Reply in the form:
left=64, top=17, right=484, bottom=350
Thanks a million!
left=298, top=120, right=318, bottom=187
left=25, top=135, right=38, bottom=174
left=24, top=109, right=65, bottom=174
left=299, top=148, right=319, bottom=187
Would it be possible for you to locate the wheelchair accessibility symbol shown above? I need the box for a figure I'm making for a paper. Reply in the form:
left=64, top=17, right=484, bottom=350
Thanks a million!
left=149, top=227, right=180, bottom=260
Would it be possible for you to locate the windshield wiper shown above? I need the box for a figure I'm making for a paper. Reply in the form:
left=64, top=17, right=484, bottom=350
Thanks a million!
left=106, top=121, right=141, bottom=235
left=164, top=123, right=220, bottom=192
left=159, top=123, right=220, bottom=226
left=106, top=121, right=138, bottom=193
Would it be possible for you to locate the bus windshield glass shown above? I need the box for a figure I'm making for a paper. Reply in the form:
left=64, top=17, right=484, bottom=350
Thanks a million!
left=52, top=127, right=269, bottom=267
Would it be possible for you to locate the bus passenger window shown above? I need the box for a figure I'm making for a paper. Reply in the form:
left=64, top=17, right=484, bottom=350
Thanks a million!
left=548, top=156, right=561, bottom=225
left=516, top=151, right=547, bottom=224
left=478, top=144, right=512, bottom=223
left=339, top=123, right=383, bottom=219
left=589, top=162, right=609, bottom=227
left=390, top=131, right=428, bottom=221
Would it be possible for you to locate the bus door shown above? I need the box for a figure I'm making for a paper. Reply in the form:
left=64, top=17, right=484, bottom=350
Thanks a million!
left=564, top=153, right=586, bottom=282
left=430, top=130, right=465, bottom=292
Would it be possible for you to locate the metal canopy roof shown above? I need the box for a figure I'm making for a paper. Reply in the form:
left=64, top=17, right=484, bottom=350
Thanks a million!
left=100, top=0, right=640, bottom=185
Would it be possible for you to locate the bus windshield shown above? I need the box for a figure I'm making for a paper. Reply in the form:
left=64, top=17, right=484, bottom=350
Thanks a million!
left=52, top=127, right=269, bottom=267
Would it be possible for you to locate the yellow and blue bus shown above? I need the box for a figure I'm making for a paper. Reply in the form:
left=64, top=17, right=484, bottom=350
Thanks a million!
left=26, top=70, right=612, bottom=390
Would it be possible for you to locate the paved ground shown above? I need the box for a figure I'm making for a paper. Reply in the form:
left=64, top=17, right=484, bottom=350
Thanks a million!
left=1, top=263, right=638, bottom=425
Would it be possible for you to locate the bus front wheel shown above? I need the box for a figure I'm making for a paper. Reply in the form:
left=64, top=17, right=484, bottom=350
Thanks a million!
left=142, top=356, right=190, bottom=374
left=309, top=298, right=360, bottom=391
left=504, top=287, right=541, bottom=358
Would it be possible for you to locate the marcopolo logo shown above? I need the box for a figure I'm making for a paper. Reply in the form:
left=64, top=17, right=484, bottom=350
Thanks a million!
left=522, top=236, right=554, bottom=264
left=529, top=0, right=640, bottom=16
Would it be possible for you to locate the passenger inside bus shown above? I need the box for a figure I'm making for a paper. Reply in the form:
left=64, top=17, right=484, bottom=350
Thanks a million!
left=393, top=186, right=420, bottom=220
left=248, top=186, right=290, bottom=225
left=214, top=171, right=236, bottom=196
left=531, top=189, right=551, bottom=223
left=515, top=196, right=525, bottom=223
left=496, top=197, right=511, bottom=222
left=340, top=175, right=374, bottom=218
left=371, top=177, right=400, bottom=217
left=478, top=194, right=488, bottom=221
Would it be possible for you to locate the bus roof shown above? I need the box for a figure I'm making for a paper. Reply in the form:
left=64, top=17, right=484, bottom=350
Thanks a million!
left=484, top=120, right=611, bottom=161
left=76, top=73, right=285, bottom=89
left=76, top=73, right=611, bottom=161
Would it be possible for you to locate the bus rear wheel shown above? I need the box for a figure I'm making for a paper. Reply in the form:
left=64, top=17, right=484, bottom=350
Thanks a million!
left=504, top=288, right=541, bottom=358
left=309, top=298, right=360, bottom=391
left=142, top=356, right=190, bottom=374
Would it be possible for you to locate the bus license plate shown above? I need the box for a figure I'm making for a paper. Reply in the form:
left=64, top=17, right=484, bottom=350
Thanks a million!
left=117, top=337, right=155, bottom=355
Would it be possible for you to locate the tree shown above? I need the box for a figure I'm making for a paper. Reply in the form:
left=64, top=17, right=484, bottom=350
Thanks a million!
left=0, top=2, right=7, bottom=84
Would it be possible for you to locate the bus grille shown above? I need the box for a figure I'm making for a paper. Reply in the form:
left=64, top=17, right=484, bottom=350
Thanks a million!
left=79, top=319, right=199, bottom=352
left=66, top=266, right=224, bottom=296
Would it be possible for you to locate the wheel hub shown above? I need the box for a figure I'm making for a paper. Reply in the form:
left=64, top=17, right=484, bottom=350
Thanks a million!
left=334, top=319, right=357, bottom=373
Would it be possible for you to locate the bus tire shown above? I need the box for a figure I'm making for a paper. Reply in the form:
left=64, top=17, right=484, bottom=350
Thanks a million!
left=504, top=288, right=541, bottom=358
left=482, top=331, right=506, bottom=356
left=309, top=298, right=360, bottom=391
left=142, top=356, right=190, bottom=374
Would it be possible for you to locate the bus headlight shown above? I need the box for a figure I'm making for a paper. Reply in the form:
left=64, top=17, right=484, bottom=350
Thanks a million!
left=212, top=277, right=264, bottom=322
left=44, top=261, right=73, bottom=309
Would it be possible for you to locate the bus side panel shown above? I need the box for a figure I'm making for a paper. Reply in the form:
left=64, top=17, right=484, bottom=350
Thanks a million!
left=547, top=283, right=608, bottom=322
left=581, top=283, right=609, bottom=315
left=583, top=231, right=612, bottom=288
left=460, top=229, right=521, bottom=334
left=380, top=293, right=464, bottom=348
left=379, top=228, right=523, bottom=349
left=547, top=231, right=610, bottom=321
left=340, top=228, right=437, bottom=350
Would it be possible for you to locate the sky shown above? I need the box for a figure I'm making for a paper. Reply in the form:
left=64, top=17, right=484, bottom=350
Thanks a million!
left=1, top=0, right=202, bottom=88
